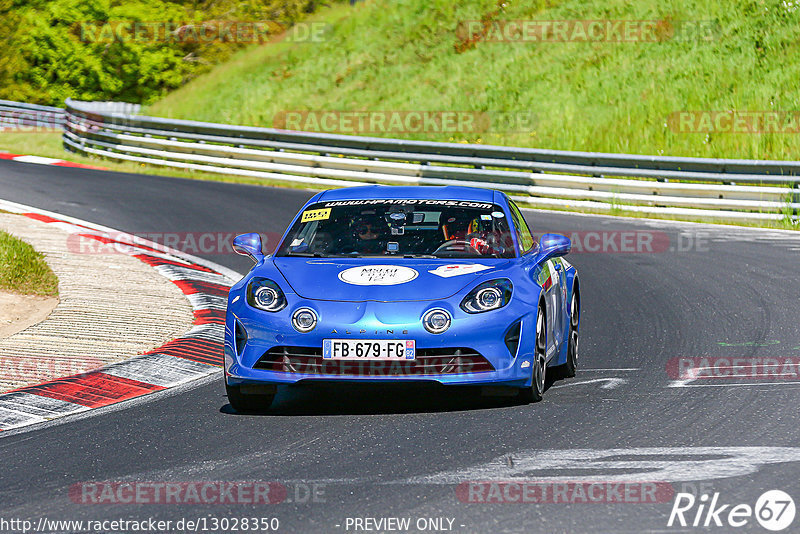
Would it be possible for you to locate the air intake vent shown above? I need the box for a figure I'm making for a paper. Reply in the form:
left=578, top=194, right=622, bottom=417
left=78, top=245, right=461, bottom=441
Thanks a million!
left=504, top=321, right=521, bottom=356
left=234, top=320, right=248, bottom=355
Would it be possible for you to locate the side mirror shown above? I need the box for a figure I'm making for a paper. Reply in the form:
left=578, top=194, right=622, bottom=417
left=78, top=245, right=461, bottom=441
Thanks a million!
left=233, top=233, right=264, bottom=263
left=539, top=233, right=571, bottom=260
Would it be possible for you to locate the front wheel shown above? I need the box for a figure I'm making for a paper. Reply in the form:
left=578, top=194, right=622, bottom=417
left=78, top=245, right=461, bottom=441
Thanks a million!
left=520, top=305, right=547, bottom=403
left=226, top=382, right=275, bottom=413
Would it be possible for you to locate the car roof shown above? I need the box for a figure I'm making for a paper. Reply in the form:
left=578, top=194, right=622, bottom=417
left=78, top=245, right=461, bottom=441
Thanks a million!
left=314, top=185, right=497, bottom=203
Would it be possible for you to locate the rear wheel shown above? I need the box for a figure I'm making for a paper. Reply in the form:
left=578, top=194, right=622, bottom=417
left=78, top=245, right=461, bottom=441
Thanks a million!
left=226, top=382, right=275, bottom=413
left=564, top=291, right=580, bottom=378
left=520, top=304, right=547, bottom=403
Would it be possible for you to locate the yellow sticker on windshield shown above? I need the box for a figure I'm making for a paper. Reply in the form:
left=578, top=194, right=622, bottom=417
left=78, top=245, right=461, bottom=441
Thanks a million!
left=301, top=208, right=331, bottom=223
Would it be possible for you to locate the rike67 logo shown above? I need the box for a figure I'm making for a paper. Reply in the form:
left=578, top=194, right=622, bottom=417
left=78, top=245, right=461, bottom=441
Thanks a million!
left=668, top=490, right=796, bottom=531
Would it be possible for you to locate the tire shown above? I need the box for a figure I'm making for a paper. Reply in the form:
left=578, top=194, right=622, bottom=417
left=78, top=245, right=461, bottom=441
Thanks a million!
left=520, top=304, right=547, bottom=403
left=226, top=382, right=275, bottom=413
left=563, top=290, right=580, bottom=378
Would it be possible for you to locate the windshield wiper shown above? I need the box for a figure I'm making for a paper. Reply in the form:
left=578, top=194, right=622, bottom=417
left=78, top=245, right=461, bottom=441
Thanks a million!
left=285, top=252, right=324, bottom=257
left=431, top=253, right=500, bottom=259
left=403, top=254, right=437, bottom=258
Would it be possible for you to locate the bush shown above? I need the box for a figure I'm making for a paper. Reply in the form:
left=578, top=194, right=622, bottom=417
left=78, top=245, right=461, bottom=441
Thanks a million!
left=0, top=0, right=325, bottom=105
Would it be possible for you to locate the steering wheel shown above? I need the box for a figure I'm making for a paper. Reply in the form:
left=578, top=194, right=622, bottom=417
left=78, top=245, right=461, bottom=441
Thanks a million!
left=433, top=239, right=481, bottom=256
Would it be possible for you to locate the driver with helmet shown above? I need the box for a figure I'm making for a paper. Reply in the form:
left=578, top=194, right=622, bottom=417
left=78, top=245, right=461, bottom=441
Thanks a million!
left=438, top=211, right=501, bottom=256
left=348, top=213, right=386, bottom=254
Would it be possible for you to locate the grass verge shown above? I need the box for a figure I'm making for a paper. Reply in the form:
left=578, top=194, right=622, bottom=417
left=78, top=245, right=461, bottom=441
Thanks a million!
left=0, top=229, right=58, bottom=296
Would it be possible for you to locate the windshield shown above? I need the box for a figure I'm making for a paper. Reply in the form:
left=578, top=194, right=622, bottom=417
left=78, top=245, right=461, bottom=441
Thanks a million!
left=276, top=199, right=516, bottom=259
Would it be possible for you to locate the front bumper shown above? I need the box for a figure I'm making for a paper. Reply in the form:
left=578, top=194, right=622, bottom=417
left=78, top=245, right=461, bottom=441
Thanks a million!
left=225, top=297, right=537, bottom=387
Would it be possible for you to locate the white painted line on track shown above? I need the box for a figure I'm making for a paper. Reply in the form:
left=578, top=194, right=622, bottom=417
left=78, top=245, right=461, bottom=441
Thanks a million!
left=551, top=377, right=628, bottom=390
left=402, top=447, right=800, bottom=484
left=10, top=155, right=64, bottom=165
left=667, top=379, right=697, bottom=388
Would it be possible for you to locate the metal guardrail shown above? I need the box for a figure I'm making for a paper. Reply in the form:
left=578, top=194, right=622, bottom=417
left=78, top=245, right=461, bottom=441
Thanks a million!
left=0, top=100, right=139, bottom=132
left=0, top=99, right=65, bottom=131
left=6, top=98, right=800, bottom=222
left=65, top=100, right=142, bottom=116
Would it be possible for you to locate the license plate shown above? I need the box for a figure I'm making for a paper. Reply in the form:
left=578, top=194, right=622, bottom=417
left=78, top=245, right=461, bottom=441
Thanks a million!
left=322, top=339, right=416, bottom=360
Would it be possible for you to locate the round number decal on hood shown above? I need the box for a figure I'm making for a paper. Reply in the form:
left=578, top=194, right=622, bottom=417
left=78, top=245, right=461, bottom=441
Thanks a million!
left=338, top=265, right=419, bottom=286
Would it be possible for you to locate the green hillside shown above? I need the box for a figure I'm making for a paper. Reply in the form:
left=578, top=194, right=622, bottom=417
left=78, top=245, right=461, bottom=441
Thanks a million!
left=148, top=0, right=800, bottom=160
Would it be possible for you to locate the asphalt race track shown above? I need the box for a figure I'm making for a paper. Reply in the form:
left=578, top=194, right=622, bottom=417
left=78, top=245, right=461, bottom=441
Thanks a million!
left=2, top=158, right=800, bottom=533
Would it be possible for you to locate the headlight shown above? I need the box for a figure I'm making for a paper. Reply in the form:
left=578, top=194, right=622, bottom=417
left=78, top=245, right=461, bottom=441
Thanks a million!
left=292, top=308, right=318, bottom=333
left=247, top=278, right=287, bottom=312
left=423, top=308, right=451, bottom=334
left=460, top=279, right=513, bottom=313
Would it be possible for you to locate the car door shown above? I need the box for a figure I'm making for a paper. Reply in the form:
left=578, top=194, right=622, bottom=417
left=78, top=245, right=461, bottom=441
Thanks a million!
left=508, top=201, right=565, bottom=357
left=550, top=258, right=567, bottom=349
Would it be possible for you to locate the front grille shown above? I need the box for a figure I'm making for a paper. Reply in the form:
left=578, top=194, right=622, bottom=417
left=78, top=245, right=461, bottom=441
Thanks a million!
left=254, top=346, right=495, bottom=376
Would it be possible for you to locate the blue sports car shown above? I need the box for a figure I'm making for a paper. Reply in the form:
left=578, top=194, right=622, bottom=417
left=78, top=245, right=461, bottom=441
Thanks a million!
left=224, top=185, right=579, bottom=411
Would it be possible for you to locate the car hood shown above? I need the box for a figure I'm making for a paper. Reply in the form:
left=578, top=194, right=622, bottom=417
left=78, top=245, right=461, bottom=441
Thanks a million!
left=272, top=257, right=512, bottom=302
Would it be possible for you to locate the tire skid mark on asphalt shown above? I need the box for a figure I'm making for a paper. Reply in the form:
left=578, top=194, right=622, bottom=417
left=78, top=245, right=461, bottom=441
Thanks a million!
left=0, top=205, right=237, bottom=433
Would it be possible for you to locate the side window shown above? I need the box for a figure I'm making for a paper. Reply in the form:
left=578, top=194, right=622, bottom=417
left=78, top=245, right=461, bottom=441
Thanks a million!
left=508, top=201, right=535, bottom=254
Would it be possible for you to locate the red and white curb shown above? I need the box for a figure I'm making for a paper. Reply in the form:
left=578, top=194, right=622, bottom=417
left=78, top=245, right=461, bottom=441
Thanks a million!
left=0, top=199, right=241, bottom=432
left=0, top=152, right=107, bottom=170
